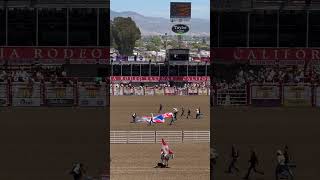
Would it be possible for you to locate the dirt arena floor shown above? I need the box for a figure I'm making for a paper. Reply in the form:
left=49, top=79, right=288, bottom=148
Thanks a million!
left=212, top=107, right=320, bottom=180
left=111, top=96, right=209, bottom=131
left=0, top=107, right=108, bottom=180
left=111, top=143, right=209, bottom=180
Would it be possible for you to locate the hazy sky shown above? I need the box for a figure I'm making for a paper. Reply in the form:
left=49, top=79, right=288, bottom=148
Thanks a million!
left=111, top=0, right=210, bottom=20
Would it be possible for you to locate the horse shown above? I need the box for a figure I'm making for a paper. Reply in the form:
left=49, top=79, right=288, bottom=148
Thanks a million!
left=160, top=153, right=174, bottom=168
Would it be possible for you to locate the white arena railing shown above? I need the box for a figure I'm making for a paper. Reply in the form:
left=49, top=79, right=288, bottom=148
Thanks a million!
left=110, top=131, right=210, bottom=144
left=183, top=131, right=211, bottom=143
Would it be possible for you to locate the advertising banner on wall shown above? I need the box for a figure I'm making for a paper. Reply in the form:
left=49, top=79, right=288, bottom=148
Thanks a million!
left=250, top=85, right=281, bottom=106
left=164, top=87, right=176, bottom=95
left=0, top=83, right=8, bottom=106
left=316, top=86, right=320, bottom=107
left=78, top=83, right=107, bottom=107
left=12, top=82, right=41, bottom=106
left=144, top=87, right=155, bottom=96
left=283, top=85, right=312, bottom=106
left=45, top=83, right=75, bottom=106
left=154, top=88, right=165, bottom=95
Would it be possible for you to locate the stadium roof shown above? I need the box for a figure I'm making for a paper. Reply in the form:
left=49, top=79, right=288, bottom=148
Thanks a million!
left=212, top=0, right=320, bottom=11
left=0, top=0, right=109, bottom=8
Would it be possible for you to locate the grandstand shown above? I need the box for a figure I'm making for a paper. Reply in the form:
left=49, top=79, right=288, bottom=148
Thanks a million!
left=212, top=0, right=320, bottom=107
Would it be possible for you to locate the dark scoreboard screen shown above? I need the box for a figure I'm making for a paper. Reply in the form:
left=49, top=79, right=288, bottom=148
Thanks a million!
left=167, top=49, right=189, bottom=62
left=170, top=2, right=191, bottom=19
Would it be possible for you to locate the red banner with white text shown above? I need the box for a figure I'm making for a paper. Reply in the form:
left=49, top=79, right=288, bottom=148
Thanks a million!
left=110, top=76, right=210, bottom=82
left=0, top=47, right=109, bottom=64
left=212, top=48, right=320, bottom=65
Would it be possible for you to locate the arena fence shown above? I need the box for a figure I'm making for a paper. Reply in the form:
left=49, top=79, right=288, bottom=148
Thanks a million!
left=0, top=81, right=209, bottom=107
left=213, top=83, right=320, bottom=107
left=110, top=131, right=210, bottom=144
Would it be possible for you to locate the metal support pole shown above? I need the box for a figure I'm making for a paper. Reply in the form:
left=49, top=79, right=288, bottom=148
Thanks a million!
left=306, top=10, right=309, bottom=48
left=36, top=8, right=38, bottom=46
left=67, top=8, right=69, bottom=46
left=217, top=13, right=220, bottom=47
left=277, top=10, right=280, bottom=47
left=5, top=7, right=8, bottom=45
left=97, top=8, right=99, bottom=46
left=247, top=12, right=250, bottom=47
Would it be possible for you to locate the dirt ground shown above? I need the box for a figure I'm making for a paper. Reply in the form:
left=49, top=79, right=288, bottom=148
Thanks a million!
left=212, top=107, right=320, bottom=180
left=0, top=107, right=108, bottom=180
left=111, top=96, right=210, bottom=131
left=111, top=143, right=210, bottom=180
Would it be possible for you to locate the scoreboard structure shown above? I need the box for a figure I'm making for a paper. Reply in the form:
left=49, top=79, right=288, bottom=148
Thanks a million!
left=166, top=48, right=189, bottom=62
left=170, top=2, right=191, bottom=21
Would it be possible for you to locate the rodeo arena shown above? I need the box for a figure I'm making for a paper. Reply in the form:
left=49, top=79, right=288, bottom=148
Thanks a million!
left=212, top=1, right=320, bottom=180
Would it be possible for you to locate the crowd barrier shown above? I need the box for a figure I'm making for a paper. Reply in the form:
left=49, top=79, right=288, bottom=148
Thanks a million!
left=0, top=80, right=108, bottom=107
left=213, top=83, right=320, bottom=107
left=110, top=131, right=210, bottom=144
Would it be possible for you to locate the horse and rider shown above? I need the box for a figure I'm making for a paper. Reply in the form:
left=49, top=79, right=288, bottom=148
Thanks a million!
left=155, top=138, right=174, bottom=168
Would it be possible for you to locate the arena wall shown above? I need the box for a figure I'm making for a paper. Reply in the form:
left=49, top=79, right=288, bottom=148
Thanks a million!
left=214, top=83, right=320, bottom=107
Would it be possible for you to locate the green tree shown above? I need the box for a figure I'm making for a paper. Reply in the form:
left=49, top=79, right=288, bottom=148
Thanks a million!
left=111, top=17, right=141, bottom=55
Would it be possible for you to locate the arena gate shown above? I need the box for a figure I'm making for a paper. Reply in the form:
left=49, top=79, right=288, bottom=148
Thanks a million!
left=215, top=87, right=247, bottom=106
left=110, top=131, right=210, bottom=144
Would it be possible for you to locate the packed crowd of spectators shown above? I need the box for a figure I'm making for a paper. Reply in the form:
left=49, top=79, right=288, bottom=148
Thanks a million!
left=0, top=66, right=69, bottom=83
left=214, top=64, right=320, bottom=90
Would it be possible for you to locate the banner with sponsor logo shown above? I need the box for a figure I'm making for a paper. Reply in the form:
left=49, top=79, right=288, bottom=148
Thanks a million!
left=188, top=87, right=198, bottom=95
left=78, top=83, right=107, bottom=107
left=212, top=48, right=320, bottom=65
left=0, top=83, right=8, bottom=106
left=154, top=88, right=165, bottom=95
left=12, top=82, right=41, bottom=106
left=123, top=87, right=134, bottom=95
left=164, top=87, right=176, bottom=95
left=45, top=83, right=75, bottom=106
left=0, top=47, right=109, bottom=60
left=177, top=88, right=188, bottom=96
left=110, top=76, right=210, bottom=83
left=198, top=87, right=208, bottom=95
left=144, top=87, right=155, bottom=96
left=283, top=85, right=312, bottom=106
left=316, top=86, right=320, bottom=107
left=250, top=85, right=281, bottom=106
left=134, top=86, right=144, bottom=96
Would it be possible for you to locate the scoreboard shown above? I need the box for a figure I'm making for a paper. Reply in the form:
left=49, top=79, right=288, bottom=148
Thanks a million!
left=166, top=49, right=189, bottom=62
left=170, top=2, right=191, bottom=19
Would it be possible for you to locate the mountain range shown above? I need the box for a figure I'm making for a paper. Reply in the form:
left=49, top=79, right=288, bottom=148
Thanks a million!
left=110, top=10, right=210, bottom=36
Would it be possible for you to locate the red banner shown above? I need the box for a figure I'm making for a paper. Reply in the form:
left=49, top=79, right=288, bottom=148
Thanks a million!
left=110, top=76, right=210, bottom=82
left=212, top=48, right=320, bottom=61
left=0, top=47, right=109, bottom=60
